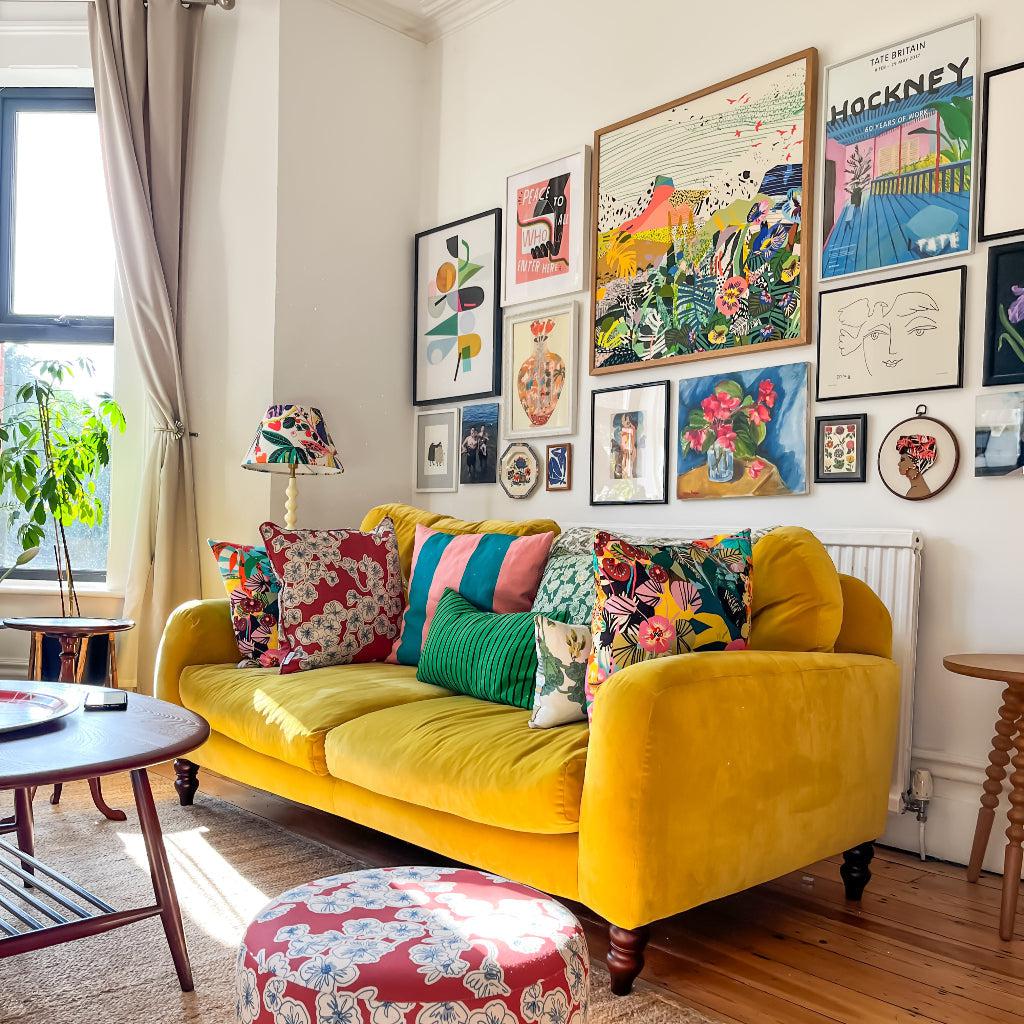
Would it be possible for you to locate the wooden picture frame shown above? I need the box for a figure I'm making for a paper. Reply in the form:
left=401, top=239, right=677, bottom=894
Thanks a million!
left=590, top=48, right=817, bottom=376
left=545, top=443, right=573, bottom=491
left=979, top=61, right=1024, bottom=243
left=982, top=240, right=1024, bottom=387
left=413, top=209, right=502, bottom=407
left=814, top=413, right=867, bottom=483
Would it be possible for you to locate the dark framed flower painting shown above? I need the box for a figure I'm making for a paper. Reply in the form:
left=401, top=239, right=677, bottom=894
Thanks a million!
left=983, top=240, right=1024, bottom=387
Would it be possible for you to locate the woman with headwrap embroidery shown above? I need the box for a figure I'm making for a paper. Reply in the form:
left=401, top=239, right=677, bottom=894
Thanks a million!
left=895, top=434, right=937, bottom=499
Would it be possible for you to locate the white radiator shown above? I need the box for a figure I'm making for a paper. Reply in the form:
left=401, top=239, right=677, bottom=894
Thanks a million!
left=567, top=523, right=923, bottom=814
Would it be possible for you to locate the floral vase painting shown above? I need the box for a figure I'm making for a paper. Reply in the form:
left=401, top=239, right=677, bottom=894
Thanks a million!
left=516, top=318, right=566, bottom=426
left=677, top=363, right=808, bottom=499
left=505, top=303, right=576, bottom=438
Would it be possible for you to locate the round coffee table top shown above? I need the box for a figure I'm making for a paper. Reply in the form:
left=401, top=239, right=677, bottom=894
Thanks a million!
left=943, top=653, right=1024, bottom=686
left=0, top=680, right=208, bottom=790
left=1, top=616, right=135, bottom=636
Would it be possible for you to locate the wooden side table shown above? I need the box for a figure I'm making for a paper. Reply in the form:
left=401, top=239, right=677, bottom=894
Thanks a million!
left=943, top=653, right=1024, bottom=941
left=1, top=617, right=135, bottom=821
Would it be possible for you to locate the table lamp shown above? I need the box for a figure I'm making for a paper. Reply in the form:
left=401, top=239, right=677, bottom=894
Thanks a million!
left=241, top=404, right=343, bottom=528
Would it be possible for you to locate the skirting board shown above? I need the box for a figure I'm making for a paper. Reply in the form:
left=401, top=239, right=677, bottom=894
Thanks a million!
left=0, top=658, right=28, bottom=679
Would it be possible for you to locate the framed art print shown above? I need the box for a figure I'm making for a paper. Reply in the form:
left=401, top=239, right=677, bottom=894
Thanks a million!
left=815, top=414, right=867, bottom=483
left=982, top=241, right=1024, bottom=387
left=414, top=408, right=459, bottom=493
left=499, top=442, right=540, bottom=499
left=817, top=265, right=966, bottom=401
left=459, top=402, right=499, bottom=485
left=877, top=407, right=959, bottom=501
left=591, top=49, right=817, bottom=374
left=976, top=392, right=1024, bottom=477
left=821, top=17, right=978, bottom=282
left=504, top=301, right=577, bottom=439
left=677, top=363, right=809, bottom=499
left=545, top=443, right=572, bottom=491
left=414, top=209, right=502, bottom=406
left=503, top=147, right=590, bottom=306
left=979, top=62, right=1024, bottom=242
left=590, top=381, right=669, bottom=506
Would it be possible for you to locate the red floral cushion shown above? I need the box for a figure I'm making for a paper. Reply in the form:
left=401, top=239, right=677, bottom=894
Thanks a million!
left=259, top=518, right=404, bottom=673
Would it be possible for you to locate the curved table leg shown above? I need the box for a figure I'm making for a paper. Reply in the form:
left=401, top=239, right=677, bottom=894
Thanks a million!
left=131, top=767, right=193, bottom=992
left=14, top=788, right=34, bottom=880
left=89, top=778, right=128, bottom=823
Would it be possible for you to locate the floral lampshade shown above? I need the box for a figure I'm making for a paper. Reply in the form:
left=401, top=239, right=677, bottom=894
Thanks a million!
left=241, top=404, right=343, bottom=475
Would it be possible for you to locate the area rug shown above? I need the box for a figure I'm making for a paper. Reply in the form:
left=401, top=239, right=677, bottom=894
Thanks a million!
left=0, top=775, right=714, bottom=1024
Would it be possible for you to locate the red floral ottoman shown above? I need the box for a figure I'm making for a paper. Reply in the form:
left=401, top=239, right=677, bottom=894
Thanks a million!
left=236, top=866, right=589, bottom=1024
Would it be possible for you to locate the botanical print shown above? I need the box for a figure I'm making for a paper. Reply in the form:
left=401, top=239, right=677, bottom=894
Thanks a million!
left=546, top=443, right=571, bottom=491
left=677, top=363, right=808, bottom=499
left=877, top=413, right=959, bottom=500
left=976, top=392, right=1024, bottom=477
left=459, top=402, right=498, bottom=484
left=530, top=616, right=591, bottom=729
left=983, top=242, right=1024, bottom=387
left=822, top=18, right=977, bottom=280
left=414, top=409, right=458, bottom=492
left=817, top=266, right=965, bottom=400
left=504, top=148, right=589, bottom=304
left=823, top=423, right=858, bottom=474
left=815, top=414, right=867, bottom=483
left=414, top=210, right=501, bottom=405
left=505, top=303, right=576, bottom=438
left=586, top=530, right=753, bottom=718
left=499, top=442, right=540, bottom=499
left=592, top=52, right=814, bottom=372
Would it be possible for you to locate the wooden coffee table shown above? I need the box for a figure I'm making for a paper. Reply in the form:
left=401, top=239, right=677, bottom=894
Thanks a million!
left=0, top=681, right=209, bottom=991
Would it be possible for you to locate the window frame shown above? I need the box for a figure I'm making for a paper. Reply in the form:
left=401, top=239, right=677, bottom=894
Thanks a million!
left=0, top=87, right=115, bottom=343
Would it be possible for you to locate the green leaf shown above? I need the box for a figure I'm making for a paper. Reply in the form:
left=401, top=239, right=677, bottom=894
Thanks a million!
left=714, top=379, right=743, bottom=399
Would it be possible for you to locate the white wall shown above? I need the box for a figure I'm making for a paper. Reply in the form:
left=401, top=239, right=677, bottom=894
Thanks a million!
left=418, top=0, right=1024, bottom=870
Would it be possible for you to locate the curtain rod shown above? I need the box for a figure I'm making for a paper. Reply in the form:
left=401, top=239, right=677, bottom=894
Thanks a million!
left=180, top=0, right=236, bottom=9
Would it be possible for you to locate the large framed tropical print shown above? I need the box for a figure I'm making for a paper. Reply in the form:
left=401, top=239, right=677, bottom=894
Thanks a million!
left=820, top=17, right=978, bottom=282
left=414, top=209, right=502, bottom=406
left=590, top=49, right=817, bottom=375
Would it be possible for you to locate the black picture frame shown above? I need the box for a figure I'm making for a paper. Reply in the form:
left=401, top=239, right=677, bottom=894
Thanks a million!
left=814, top=413, right=867, bottom=483
left=589, top=380, right=670, bottom=506
left=412, top=208, right=502, bottom=407
left=979, top=61, right=1024, bottom=244
left=983, top=240, right=1024, bottom=387
left=815, top=264, right=967, bottom=402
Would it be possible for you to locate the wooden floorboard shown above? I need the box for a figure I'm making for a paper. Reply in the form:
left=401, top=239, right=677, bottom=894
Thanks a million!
left=154, top=765, right=1024, bottom=1024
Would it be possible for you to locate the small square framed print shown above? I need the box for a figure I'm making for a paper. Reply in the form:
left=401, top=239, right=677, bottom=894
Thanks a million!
left=814, top=414, right=867, bottom=483
left=545, top=443, right=572, bottom=491
left=414, top=408, right=459, bottom=492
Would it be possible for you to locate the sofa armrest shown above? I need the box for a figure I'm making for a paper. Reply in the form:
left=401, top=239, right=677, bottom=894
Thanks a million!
left=577, top=649, right=899, bottom=929
left=154, top=599, right=239, bottom=707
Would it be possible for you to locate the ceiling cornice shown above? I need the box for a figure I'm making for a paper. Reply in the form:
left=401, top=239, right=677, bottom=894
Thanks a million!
left=329, top=0, right=515, bottom=44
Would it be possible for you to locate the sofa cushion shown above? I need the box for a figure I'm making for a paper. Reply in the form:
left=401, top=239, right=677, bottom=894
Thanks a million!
left=360, top=502, right=561, bottom=581
left=208, top=539, right=282, bottom=668
left=324, top=696, right=589, bottom=834
left=178, top=662, right=449, bottom=775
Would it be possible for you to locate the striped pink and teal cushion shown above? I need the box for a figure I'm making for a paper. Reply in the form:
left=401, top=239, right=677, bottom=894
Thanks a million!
left=389, top=524, right=556, bottom=666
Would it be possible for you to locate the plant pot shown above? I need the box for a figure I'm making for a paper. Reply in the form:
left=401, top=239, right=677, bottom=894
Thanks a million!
left=707, top=444, right=735, bottom=484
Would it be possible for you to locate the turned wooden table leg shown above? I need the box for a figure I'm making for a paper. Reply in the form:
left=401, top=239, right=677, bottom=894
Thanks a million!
left=968, top=683, right=1022, bottom=883
left=841, top=841, right=874, bottom=900
left=1001, top=712, right=1024, bottom=941
left=56, top=633, right=78, bottom=684
left=173, top=759, right=200, bottom=806
left=607, top=924, right=650, bottom=995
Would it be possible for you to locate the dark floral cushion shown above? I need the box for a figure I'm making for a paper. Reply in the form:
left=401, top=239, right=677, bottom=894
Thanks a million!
left=208, top=540, right=282, bottom=668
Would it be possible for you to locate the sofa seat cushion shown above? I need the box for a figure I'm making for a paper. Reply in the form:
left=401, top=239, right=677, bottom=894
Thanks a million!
left=178, top=662, right=449, bottom=775
left=324, top=696, right=589, bottom=834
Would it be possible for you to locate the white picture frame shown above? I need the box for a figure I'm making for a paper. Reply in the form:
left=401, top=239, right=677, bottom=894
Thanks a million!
left=503, top=300, right=578, bottom=440
left=414, top=408, right=460, bottom=493
left=502, top=146, right=590, bottom=306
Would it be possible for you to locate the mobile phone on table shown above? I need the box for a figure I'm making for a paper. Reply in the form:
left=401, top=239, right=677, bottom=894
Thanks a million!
left=84, top=689, right=128, bottom=712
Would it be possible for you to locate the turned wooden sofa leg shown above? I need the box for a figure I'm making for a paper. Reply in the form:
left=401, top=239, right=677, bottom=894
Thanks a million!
left=173, top=758, right=200, bottom=806
left=840, top=840, right=874, bottom=901
left=607, top=924, right=650, bottom=995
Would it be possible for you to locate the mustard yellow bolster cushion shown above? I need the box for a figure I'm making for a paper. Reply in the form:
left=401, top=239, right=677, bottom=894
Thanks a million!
left=360, top=503, right=561, bottom=582
left=749, top=526, right=843, bottom=653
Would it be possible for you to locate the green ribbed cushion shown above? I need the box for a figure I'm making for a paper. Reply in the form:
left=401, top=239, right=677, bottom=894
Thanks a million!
left=416, top=588, right=537, bottom=709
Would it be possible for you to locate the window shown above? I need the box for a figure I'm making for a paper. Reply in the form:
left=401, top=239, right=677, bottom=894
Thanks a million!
left=0, top=89, right=116, bottom=582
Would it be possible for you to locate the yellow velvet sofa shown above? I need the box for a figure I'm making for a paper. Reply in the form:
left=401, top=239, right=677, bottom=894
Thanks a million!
left=156, top=504, right=900, bottom=994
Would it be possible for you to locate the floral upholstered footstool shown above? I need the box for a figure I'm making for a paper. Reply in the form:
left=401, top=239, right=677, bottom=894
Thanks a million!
left=236, top=866, right=590, bottom=1024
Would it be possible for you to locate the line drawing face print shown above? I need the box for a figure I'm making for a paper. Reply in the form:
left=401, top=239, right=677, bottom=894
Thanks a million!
left=836, top=291, right=940, bottom=378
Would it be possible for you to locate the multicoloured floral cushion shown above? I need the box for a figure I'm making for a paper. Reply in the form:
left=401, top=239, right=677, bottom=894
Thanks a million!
left=208, top=540, right=282, bottom=668
left=259, top=518, right=404, bottom=674
left=530, top=616, right=592, bottom=729
left=586, top=529, right=754, bottom=718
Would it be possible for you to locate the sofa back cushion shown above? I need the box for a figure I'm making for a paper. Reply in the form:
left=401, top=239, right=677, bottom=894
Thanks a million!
left=208, top=539, right=282, bottom=667
left=361, top=502, right=560, bottom=582
left=749, top=526, right=843, bottom=653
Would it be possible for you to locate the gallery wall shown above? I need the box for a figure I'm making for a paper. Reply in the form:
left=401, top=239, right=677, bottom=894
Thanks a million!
left=417, top=0, right=1024, bottom=869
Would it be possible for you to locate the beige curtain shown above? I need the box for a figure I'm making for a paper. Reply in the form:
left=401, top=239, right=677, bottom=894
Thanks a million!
left=88, top=0, right=204, bottom=692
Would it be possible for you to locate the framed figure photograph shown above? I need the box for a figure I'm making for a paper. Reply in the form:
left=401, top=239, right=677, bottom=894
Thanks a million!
left=979, top=62, right=1024, bottom=242
left=821, top=16, right=978, bottom=282
left=414, top=408, right=459, bottom=493
left=459, top=402, right=499, bottom=485
left=546, top=443, right=573, bottom=492
left=982, top=241, right=1024, bottom=387
left=504, top=301, right=577, bottom=439
left=414, top=209, right=502, bottom=406
left=817, top=265, right=966, bottom=401
left=591, top=49, right=817, bottom=374
left=503, top=147, right=590, bottom=306
left=590, top=381, right=669, bottom=506
left=815, top=414, right=867, bottom=483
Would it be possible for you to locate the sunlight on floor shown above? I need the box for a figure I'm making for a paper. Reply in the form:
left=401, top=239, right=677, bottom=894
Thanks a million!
left=118, top=824, right=269, bottom=947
